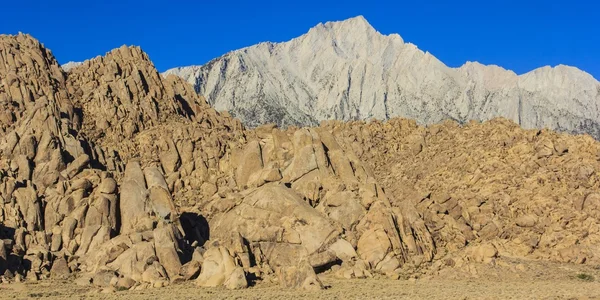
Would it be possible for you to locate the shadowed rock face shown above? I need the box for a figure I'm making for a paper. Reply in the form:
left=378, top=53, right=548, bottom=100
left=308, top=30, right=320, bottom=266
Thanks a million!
left=165, top=16, right=600, bottom=138
left=4, top=33, right=600, bottom=291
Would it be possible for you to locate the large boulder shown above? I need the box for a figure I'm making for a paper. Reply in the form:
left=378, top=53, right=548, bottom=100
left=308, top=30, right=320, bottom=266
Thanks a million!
left=209, top=185, right=340, bottom=289
left=196, top=246, right=247, bottom=289
left=120, top=161, right=151, bottom=234
left=210, top=185, right=341, bottom=256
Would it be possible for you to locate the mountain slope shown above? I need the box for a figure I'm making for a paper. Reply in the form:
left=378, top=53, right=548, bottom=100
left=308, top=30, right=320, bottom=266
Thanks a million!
left=164, top=16, right=600, bottom=137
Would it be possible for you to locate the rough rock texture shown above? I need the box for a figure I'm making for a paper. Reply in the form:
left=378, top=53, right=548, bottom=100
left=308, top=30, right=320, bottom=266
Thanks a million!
left=4, top=33, right=600, bottom=292
left=164, top=16, right=600, bottom=138
left=323, top=117, right=600, bottom=271
left=0, top=33, right=203, bottom=288
left=0, top=33, right=431, bottom=290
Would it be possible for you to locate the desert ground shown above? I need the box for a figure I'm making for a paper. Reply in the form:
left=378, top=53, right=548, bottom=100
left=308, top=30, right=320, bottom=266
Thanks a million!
left=3, top=259, right=600, bottom=299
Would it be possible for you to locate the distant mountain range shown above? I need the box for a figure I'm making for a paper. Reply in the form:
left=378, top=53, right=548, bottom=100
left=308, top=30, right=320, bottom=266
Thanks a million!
left=161, top=16, right=600, bottom=137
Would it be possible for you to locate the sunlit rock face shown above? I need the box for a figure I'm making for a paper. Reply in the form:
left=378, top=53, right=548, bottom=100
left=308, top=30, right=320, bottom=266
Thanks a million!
left=165, top=16, right=600, bottom=138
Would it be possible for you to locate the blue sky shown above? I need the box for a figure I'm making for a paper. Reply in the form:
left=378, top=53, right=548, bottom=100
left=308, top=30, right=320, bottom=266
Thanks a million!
left=1, top=0, right=598, bottom=79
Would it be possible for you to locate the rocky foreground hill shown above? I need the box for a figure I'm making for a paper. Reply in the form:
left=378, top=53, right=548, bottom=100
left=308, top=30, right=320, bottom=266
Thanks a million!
left=165, top=16, right=600, bottom=139
left=2, top=33, right=600, bottom=293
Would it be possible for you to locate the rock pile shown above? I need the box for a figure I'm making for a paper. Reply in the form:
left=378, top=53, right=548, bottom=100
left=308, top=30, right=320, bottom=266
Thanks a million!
left=0, top=34, right=431, bottom=289
left=0, top=34, right=196, bottom=286
left=3, top=33, right=600, bottom=291
left=324, top=117, right=600, bottom=271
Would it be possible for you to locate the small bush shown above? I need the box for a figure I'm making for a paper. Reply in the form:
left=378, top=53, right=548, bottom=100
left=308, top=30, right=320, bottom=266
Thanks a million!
left=576, top=273, right=594, bottom=281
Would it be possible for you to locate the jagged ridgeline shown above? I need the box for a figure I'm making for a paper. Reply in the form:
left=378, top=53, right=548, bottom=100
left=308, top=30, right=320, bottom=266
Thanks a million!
left=3, top=32, right=600, bottom=292
left=165, top=16, right=600, bottom=138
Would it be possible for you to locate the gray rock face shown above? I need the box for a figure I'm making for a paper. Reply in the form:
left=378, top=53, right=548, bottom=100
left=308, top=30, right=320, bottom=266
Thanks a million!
left=164, top=16, right=600, bottom=137
left=61, top=61, right=83, bottom=72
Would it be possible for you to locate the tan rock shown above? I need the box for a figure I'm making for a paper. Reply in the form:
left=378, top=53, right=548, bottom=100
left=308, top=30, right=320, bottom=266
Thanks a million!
left=471, top=244, right=498, bottom=263
left=120, top=162, right=149, bottom=234
left=375, top=253, right=400, bottom=273
left=145, top=167, right=178, bottom=220
left=179, top=260, right=201, bottom=280
left=210, top=186, right=340, bottom=256
left=276, top=261, right=323, bottom=290
left=50, top=256, right=71, bottom=278
left=13, top=184, right=42, bottom=231
left=160, top=144, right=181, bottom=174
left=282, top=130, right=318, bottom=182
left=116, top=277, right=136, bottom=290
left=196, top=246, right=246, bottom=288
left=328, top=239, right=358, bottom=261
left=93, top=270, right=117, bottom=287
left=357, top=228, right=391, bottom=268
left=153, top=225, right=183, bottom=280
left=224, top=266, right=247, bottom=290
left=99, top=177, right=117, bottom=194
left=65, top=154, right=90, bottom=179
left=516, top=215, right=537, bottom=227
left=235, top=140, right=263, bottom=188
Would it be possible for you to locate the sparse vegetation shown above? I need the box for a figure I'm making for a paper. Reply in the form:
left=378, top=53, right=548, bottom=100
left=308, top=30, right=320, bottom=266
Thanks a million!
left=116, top=286, right=130, bottom=292
left=576, top=273, right=594, bottom=281
left=27, top=292, right=60, bottom=298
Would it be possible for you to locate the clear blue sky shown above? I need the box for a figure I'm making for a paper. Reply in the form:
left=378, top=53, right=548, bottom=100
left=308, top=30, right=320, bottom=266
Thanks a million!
left=1, top=0, right=598, bottom=79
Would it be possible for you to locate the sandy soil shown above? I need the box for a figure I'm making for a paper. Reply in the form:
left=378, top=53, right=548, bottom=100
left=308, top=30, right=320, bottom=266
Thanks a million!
left=3, top=278, right=600, bottom=300
left=3, top=260, right=600, bottom=300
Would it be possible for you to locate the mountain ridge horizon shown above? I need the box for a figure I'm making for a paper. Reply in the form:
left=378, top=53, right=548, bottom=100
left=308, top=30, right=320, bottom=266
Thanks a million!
left=161, top=16, right=597, bottom=81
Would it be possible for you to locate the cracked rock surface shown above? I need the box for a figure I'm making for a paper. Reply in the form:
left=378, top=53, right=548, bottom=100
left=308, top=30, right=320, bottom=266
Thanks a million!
left=3, top=33, right=600, bottom=292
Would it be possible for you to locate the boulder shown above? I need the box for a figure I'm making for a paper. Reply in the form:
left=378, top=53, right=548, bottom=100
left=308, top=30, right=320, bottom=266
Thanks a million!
left=235, top=140, right=263, bottom=188
left=50, top=256, right=71, bottom=278
left=282, top=130, right=318, bottom=182
left=210, top=186, right=340, bottom=256
left=160, top=143, right=181, bottom=174
left=145, top=167, right=178, bottom=220
left=65, top=154, right=90, bottom=179
left=328, top=239, right=358, bottom=262
left=276, top=261, right=323, bottom=290
left=99, top=177, right=117, bottom=194
left=516, top=215, right=537, bottom=228
left=357, top=228, right=391, bottom=268
left=470, top=244, right=498, bottom=264
left=179, top=260, right=201, bottom=280
left=153, top=225, right=183, bottom=280
left=120, top=162, right=150, bottom=234
left=196, top=246, right=247, bottom=289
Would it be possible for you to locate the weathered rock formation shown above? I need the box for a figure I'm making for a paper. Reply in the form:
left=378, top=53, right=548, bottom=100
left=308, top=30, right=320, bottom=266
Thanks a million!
left=3, top=33, right=600, bottom=292
left=0, top=34, right=198, bottom=287
left=0, top=33, right=432, bottom=290
left=324, top=117, right=600, bottom=271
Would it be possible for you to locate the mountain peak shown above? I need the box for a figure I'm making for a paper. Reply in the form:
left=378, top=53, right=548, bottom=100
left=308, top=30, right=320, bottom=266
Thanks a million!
left=322, top=15, right=376, bottom=35
left=331, top=15, right=370, bottom=26
left=301, top=15, right=403, bottom=51
left=165, top=17, right=600, bottom=138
